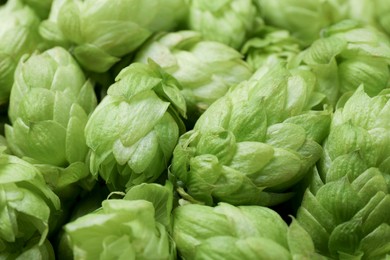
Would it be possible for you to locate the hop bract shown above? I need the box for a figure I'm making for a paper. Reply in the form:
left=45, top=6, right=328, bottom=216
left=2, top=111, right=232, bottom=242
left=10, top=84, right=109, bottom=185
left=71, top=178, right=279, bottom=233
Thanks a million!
left=134, top=30, right=252, bottom=121
left=0, top=0, right=44, bottom=105
left=241, top=27, right=301, bottom=70
left=85, top=61, right=186, bottom=191
left=5, top=47, right=97, bottom=194
left=170, top=63, right=329, bottom=206
left=298, top=20, right=390, bottom=106
left=297, top=88, right=390, bottom=258
left=173, top=202, right=325, bottom=259
left=65, top=199, right=174, bottom=260
left=42, top=0, right=188, bottom=72
left=0, top=150, right=60, bottom=256
left=255, top=0, right=350, bottom=46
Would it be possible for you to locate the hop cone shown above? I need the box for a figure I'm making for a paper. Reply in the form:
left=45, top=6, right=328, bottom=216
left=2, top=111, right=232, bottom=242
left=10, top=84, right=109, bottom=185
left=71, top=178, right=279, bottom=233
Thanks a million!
left=65, top=182, right=175, bottom=260
left=186, top=0, right=261, bottom=49
left=85, top=61, right=186, bottom=191
left=297, top=88, right=390, bottom=259
left=0, top=150, right=60, bottom=256
left=241, top=26, right=301, bottom=70
left=134, top=30, right=252, bottom=121
left=297, top=20, right=390, bottom=106
left=170, top=63, right=330, bottom=206
left=173, top=202, right=325, bottom=259
left=41, top=0, right=188, bottom=72
left=255, top=0, right=350, bottom=46
left=5, top=47, right=97, bottom=195
left=0, top=0, right=44, bottom=104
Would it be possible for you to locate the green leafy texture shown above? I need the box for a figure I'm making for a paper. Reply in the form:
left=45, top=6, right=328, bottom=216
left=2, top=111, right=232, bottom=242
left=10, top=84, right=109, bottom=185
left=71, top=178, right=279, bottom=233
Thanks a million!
left=5, top=47, right=97, bottom=198
left=241, top=26, right=302, bottom=70
left=173, top=202, right=321, bottom=260
left=296, top=20, right=390, bottom=107
left=297, top=88, right=390, bottom=258
left=0, top=0, right=44, bottom=105
left=0, top=152, right=60, bottom=255
left=134, top=30, right=253, bottom=122
left=186, top=0, right=262, bottom=49
left=170, top=62, right=330, bottom=206
left=65, top=199, right=175, bottom=260
left=85, top=61, right=186, bottom=191
left=255, top=0, right=350, bottom=46
left=41, top=0, right=188, bottom=72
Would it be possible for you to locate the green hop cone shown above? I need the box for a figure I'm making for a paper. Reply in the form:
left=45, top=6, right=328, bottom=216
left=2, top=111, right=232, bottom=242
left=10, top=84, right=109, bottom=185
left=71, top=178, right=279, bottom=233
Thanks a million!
left=321, top=87, right=390, bottom=176
left=297, top=166, right=390, bottom=259
left=5, top=47, right=97, bottom=196
left=85, top=60, right=187, bottom=191
left=42, top=0, right=188, bottom=72
left=186, top=0, right=262, bottom=49
left=255, top=0, right=350, bottom=46
left=297, top=20, right=390, bottom=106
left=297, top=87, right=390, bottom=258
left=170, top=63, right=330, bottom=206
left=0, top=151, right=60, bottom=255
left=134, top=30, right=253, bottom=122
left=241, top=26, right=301, bottom=70
left=39, top=0, right=70, bottom=48
left=65, top=199, right=175, bottom=260
left=0, top=0, right=44, bottom=105
left=173, top=202, right=325, bottom=260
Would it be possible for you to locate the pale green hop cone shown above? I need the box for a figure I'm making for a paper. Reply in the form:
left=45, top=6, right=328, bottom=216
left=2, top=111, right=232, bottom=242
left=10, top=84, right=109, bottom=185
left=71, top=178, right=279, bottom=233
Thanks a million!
left=297, top=87, right=390, bottom=258
left=134, top=30, right=253, bottom=121
left=297, top=164, right=390, bottom=259
left=255, top=0, right=350, bottom=46
left=295, top=20, right=390, bottom=107
left=241, top=26, right=301, bottom=71
left=85, top=60, right=187, bottom=191
left=186, top=0, right=262, bottom=49
left=173, top=202, right=326, bottom=260
left=321, top=87, right=390, bottom=178
left=5, top=47, right=97, bottom=196
left=170, top=63, right=330, bottom=206
left=0, top=151, right=60, bottom=256
left=41, top=0, right=188, bottom=72
left=0, top=0, right=44, bottom=105
left=59, top=181, right=175, bottom=259
left=65, top=199, right=175, bottom=260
